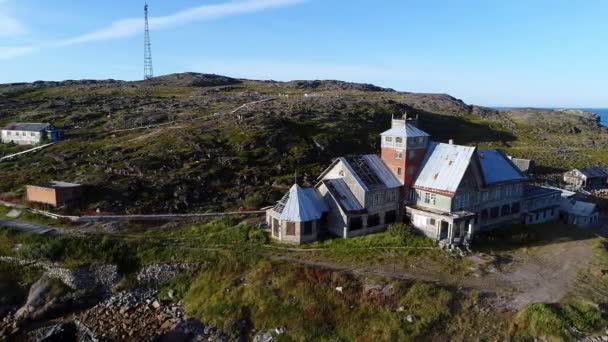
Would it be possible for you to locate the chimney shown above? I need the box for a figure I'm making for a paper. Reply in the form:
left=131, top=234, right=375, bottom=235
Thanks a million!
left=449, top=139, right=454, bottom=145
left=406, top=112, right=419, bottom=128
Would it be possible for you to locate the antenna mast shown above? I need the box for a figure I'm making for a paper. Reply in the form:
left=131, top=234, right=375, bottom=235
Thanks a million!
left=144, top=2, right=154, bottom=80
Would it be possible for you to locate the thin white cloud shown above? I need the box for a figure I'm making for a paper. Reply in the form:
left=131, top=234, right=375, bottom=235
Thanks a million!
left=0, top=46, right=36, bottom=60
left=57, top=0, right=305, bottom=46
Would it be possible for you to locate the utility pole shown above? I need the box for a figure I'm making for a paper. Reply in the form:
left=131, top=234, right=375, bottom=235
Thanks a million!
left=144, top=2, right=154, bottom=80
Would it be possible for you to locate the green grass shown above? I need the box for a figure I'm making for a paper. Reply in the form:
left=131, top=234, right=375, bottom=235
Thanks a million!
left=0, top=261, right=43, bottom=307
left=304, top=224, right=437, bottom=262
left=512, top=300, right=605, bottom=341
left=184, top=259, right=457, bottom=341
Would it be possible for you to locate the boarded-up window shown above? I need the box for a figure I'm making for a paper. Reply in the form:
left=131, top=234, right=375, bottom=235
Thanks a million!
left=385, top=210, right=397, bottom=224
left=501, top=205, right=511, bottom=216
left=481, top=210, right=488, bottom=221
left=350, top=217, right=363, bottom=231
left=303, top=221, right=313, bottom=235
left=368, top=214, right=380, bottom=227
left=490, top=207, right=499, bottom=219
left=286, top=222, right=296, bottom=236
left=273, top=218, right=279, bottom=236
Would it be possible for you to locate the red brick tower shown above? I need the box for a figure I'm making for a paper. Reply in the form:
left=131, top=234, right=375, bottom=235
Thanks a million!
left=380, top=113, right=429, bottom=189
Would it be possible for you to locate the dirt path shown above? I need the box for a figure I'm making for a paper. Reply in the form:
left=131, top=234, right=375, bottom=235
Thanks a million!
left=0, top=219, right=58, bottom=235
left=275, top=237, right=599, bottom=310
left=493, top=239, right=595, bottom=309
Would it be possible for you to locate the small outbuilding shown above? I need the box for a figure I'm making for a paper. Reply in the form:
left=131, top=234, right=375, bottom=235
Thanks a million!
left=26, top=181, right=82, bottom=207
left=265, top=184, right=328, bottom=244
left=563, top=167, right=608, bottom=190
left=1, top=123, right=63, bottom=145
left=560, top=198, right=600, bottom=228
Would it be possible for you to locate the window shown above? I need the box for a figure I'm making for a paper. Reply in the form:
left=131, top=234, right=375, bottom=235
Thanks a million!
left=504, top=185, right=512, bottom=197
left=501, top=205, right=511, bottom=216
left=303, top=221, right=313, bottom=235
left=490, top=207, right=499, bottom=219
left=385, top=136, right=393, bottom=143
left=350, top=217, right=363, bottom=231
left=408, top=150, right=416, bottom=160
left=273, top=219, right=279, bottom=236
left=397, top=167, right=402, bottom=176
left=511, top=202, right=521, bottom=214
left=6, top=132, right=11, bottom=136
left=430, top=193, right=436, bottom=205
left=30, top=132, right=36, bottom=137
left=481, top=191, right=489, bottom=201
left=481, top=209, right=488, bottom=221
left=286, top=222, right=296, bottom=236
left=394, top=150, right=403, bottom=159
left=407, top=166, right=415, bottom=176
left=395, top=137, right=403, bottom=143
left=368, top=214, right=380, bottom=227
left=429, top=218, right=436, bottom=226
left=385, top=210, right=397, bottom=224
left=424, top=192, right=431, bottom=204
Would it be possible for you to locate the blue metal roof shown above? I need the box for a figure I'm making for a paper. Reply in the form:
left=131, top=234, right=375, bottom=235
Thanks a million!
left=380, top=123, right=430, bottom=138
left=477, top=149, right=527, bottom=185
left=276, top=184, right=328, bottom=222
left=413, top=142, right=476, bottom=195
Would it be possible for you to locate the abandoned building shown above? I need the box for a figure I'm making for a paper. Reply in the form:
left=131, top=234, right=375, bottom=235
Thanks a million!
left=26, top=181, right=82, bottom=207
left=265, top=184, right=328, bottom=244
left=560, top=198, right=600, bottom=228
left=1, top=123, right=63, bottom=145
left=266, top=114, right=582, bottom=245
left=563, top=167, right=608, bottom=190
left=522, top=185, right=561, bottom=225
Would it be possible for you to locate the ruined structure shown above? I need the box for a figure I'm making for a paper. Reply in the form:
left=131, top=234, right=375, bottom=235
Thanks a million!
left=266, top=114, right=561, bottom=245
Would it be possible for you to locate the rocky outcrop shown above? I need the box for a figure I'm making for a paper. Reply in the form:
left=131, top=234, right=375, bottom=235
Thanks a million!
left=0, top=256, right=119, bottom=293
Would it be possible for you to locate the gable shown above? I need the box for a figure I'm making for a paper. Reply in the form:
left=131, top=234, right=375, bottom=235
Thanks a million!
left=413, top=142, right=477, bottom=196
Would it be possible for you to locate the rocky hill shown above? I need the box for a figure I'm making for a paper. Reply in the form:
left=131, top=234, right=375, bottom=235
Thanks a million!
left=0, top=73, right=606, bottom=214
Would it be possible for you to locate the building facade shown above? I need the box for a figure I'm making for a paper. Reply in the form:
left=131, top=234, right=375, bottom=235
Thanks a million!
left=26, top=181, right=82, bottom=207
left=266, top=114, right=562, bottom=245
left=563, top=167, right=608, bottom=190
left=1, top=123, right=63, bottom=145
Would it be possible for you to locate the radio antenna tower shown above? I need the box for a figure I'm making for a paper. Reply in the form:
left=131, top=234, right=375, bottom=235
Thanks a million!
left=144, top=2, right=154, bottom=80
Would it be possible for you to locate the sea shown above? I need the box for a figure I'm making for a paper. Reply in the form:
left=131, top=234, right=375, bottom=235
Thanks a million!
left=494, top=107, right=608, bottom=127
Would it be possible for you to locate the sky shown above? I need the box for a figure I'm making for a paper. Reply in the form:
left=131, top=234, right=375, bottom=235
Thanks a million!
left=0, top=0, right=607, bottom=108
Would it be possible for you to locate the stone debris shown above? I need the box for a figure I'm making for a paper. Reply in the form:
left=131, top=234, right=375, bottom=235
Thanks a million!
left=76, top=289, right=228, bottom=342
left=136, top=262, right=205, bottom=285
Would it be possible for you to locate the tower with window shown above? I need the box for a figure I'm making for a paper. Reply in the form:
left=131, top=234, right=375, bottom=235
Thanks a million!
left=380, top=113, right=430, bottom=188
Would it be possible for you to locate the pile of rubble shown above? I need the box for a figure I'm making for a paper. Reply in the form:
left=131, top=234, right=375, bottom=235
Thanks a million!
left=136, top=263, right=204, bottom=285
left=77, top=289, right=228, bottom=341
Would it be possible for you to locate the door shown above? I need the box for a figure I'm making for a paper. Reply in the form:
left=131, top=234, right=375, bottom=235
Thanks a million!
left=440, top=221, right=449, bottom=240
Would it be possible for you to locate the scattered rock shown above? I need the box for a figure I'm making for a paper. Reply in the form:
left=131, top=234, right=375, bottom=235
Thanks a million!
left=335, top=287, right=343, bottom=293
left=405, top=315, right=416, bottom=323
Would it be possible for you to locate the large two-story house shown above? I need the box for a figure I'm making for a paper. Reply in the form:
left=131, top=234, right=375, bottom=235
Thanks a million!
left=265, top=114, right=559, bottom=245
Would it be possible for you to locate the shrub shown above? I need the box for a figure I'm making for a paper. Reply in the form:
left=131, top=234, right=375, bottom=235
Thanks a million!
left=242, top=193, right=265, bottom=209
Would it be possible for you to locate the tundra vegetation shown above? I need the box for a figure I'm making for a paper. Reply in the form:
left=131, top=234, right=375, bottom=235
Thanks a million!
left=1, top=74, right=608, bottom=340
